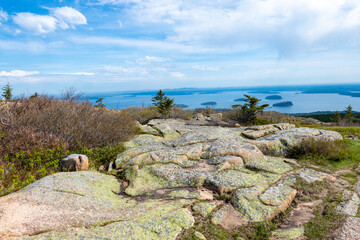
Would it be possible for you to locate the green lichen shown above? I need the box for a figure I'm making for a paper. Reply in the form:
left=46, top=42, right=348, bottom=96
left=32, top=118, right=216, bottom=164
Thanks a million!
left=192, top=202, right=218, bottom=217
left=246, top=156, right=293, bottom=174
left=271, top=227, right=304, bottom=239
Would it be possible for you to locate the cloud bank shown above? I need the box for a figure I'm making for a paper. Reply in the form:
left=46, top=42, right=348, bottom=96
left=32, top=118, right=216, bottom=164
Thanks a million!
left=93, top=0, right=360, bottom=55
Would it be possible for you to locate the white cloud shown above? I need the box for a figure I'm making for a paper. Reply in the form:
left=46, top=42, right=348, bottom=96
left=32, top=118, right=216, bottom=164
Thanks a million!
left=0, top=8, right=8, bottom=23
left=50, top=72, right=95, bottom=76
left=100, top=0, right=360, bottom=55
left=0, top=70, right=39, bottom=77
left=170, top=72, right=185, bottom=78
left=13, top=13, right=58, bottom=34
left=51, top=7, right=87, bottom=29
left=193, top=65, right=218, bottom=71
left=13, top=7, right=86, bottom=34
left=136, top=56, right=171, bottom=63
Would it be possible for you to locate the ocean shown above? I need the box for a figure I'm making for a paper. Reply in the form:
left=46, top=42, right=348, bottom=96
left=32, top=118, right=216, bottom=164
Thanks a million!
left=86, top=84, right=360, bottom=113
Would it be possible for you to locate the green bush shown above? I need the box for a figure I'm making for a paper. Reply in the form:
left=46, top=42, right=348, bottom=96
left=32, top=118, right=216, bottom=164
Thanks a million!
left=287, top=138, right=360, bottom=169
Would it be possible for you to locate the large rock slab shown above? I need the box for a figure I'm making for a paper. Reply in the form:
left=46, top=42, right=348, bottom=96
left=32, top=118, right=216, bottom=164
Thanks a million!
left=0, top=171, right=196, bottom=239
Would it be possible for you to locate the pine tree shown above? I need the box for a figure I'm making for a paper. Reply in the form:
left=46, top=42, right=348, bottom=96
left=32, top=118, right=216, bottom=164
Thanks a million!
left=95, top=98, right=106, bottom=108
left=344, top=105, right=355, bottom=124
left=232, top=94, right=269, bottom=125
left=2, top=82, right=13, bottom=101
left=152, top=90, right=175, bottom=117
left=331, top=111, right=342, bottom=126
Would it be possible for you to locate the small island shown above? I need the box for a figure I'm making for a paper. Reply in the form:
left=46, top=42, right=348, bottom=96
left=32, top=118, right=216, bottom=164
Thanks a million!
left=234, top=98, right=247, bottom=101
left=201, top=101, right=217, bottom=106
left=176, top=104, right=189, bottom=108
left=265, top=95, right=282, bottom=100
left=273, top=101, right=293, bottom=107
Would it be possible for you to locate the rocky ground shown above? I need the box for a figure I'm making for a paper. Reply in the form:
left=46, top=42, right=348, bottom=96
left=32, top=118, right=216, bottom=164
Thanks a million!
left=0, top=119, right=359, bottom=239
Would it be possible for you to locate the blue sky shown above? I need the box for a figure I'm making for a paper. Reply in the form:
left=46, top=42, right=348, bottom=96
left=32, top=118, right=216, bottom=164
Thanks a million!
left=1, top=0, right=360, bottom=95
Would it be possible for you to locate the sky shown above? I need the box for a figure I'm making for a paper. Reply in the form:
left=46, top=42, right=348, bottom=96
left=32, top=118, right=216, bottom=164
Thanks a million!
left=0, top=0, right=360, bottom=95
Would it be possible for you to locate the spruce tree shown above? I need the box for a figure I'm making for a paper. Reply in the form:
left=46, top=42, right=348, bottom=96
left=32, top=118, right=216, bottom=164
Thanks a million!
left=232, top=94, right=269, bottom=125
left=344, top=105, right=355, bottom=124
left=331, top=111, right=342, bottom=126
left=2, top=82, right=13, bottom=101
left=152, top=90, right=175, bottom=117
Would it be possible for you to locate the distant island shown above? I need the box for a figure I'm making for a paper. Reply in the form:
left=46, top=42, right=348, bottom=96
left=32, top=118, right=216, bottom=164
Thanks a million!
left=201, top=101, right=217, bottom=106
left=273, top=101, right=293, bottom=107
left=265, top=95, right=282, bottom=100
left=234, top=98, right=247, bottom=101
left=176, top=104, right=189, bottom=108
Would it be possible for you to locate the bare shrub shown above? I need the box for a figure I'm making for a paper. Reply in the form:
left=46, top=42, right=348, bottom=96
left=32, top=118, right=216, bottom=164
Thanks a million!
left=61, top=87, right=83, bottom=102
left=169, top=108, right=193, bottom=120
left=121, top=106, right=160, bottom=124
left=1, top=95, right=136, bottom=150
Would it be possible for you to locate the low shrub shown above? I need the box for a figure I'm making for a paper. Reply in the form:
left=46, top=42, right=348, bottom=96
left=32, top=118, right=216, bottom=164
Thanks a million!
left=0, top=95, right=136, bottom=195
left=287, top=138, right=360, bottom=169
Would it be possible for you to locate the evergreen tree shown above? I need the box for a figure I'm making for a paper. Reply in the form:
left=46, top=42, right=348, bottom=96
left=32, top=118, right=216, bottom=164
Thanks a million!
left=344, top=105, right=355, bottom=124
left=331, top=111, right=342, bottom=126
left=152, top=90, right=175, bottom=117
left=232, top=94, right=269, bottom=125
left=2, top=82, right=13, bottom=101
left=95, top=98, right=106, bottom=108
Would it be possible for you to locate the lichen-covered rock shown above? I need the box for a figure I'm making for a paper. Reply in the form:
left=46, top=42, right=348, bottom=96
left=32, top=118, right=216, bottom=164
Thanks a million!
left=259, top=184, right=296, bottom=206
left=139, top=124, right=160, bottom=135
left=194, top=231, right=207, bottom=240
left=124, top=134, right=161, bottom=148
left=242, top=127, right=279, bottom=139
left=246, top=156, right=293, bottom=174
left=298, top=168, right=329, bottom=183
left=211, top=204, right=248, bottom=229
left=0, top=171, right=198, bottom=239
left=334, top=217, right=360, bottom=240
left=151, top=123, right=180, bottom=140
left=23, top=200, right=195, bottom=240
left=336, top=191, right=360, bottom=216
left=192, top=202, right=218, bottom=217
left=271, top=227, right=304, bottom=239
left=233, top=182, right=296, bottom=222
left=59, top=154, right=88, bottom=171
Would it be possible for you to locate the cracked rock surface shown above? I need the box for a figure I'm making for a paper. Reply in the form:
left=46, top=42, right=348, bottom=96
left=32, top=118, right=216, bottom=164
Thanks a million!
left=0, top=119, right=344, bottom=239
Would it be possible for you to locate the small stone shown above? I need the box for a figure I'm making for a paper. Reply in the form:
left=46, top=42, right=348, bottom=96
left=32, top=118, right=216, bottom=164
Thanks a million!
left=194, top=231, right=207, bottom=240
left=298, top=168, right=329, bottom=183
left=59, top=154, right=88, bottom=171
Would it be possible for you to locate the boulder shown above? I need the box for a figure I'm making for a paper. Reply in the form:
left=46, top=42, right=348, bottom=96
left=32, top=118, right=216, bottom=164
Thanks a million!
left=59, top=154, right=88, bottom=171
